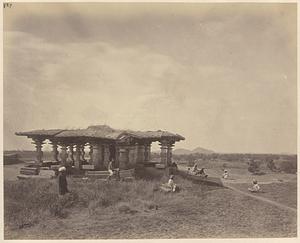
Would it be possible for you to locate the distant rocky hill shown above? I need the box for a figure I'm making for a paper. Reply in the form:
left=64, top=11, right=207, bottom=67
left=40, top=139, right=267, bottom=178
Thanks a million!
left=173, top=147, right=215, bottom=155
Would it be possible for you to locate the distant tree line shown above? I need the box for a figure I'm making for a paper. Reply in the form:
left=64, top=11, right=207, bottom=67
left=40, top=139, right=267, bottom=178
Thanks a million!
left=151, top=152, right=297, bottom=174
left=166, top=153, right=296, bottom=163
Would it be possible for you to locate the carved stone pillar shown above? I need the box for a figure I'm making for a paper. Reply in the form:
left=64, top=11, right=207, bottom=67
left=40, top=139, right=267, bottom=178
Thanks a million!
left=115, top=146, right=120, bottom=168
left=118, top=146, right=129, bottom=169
left=32, top=138, right=45, bottom=165
left=67, top=145, right=74, bottom=165
left=132, top=144, right=138, bottom=164
left=103, top=144, right=110, bottom=169
left=92, top=143, right=103, bottom=170
left=80, top=145, right=87, bottom=163
left=167, top=144, right=174, bottom=165
left=74, top=144, right=82, bottom=169
left=144, top=143, right=151, bottom=162
left=109, top=144, right=116, bottom=161
left=50, top=141, right=59, bottom=162
left=159, top=140, right=169, bottom=165
left=136, top=144, right=145, bottom=163
left=89, top=144, right=93, bottom=164
left=60, top=144, right=68, bottom=166
left=128, top=145, right=136, bottom=165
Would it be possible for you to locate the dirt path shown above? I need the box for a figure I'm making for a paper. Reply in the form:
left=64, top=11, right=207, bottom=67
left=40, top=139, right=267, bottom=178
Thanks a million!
left=177, top=164, right=296, bottom=184
left=177, top=167, right=297, bottom=213
left=223, top=184, right=297, bottom=213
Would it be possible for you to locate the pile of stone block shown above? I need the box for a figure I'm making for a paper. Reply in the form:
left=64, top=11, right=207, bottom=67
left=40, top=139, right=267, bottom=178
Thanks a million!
left=19, top=167, right=39, bottom=175
left=85, top=170, right=109, bottom=180
left=17, top=163, right=56, bottom=180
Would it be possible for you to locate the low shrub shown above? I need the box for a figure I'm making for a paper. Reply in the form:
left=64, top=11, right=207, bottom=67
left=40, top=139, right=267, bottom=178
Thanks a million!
left=278, top=160, right=297, bottom=174
left=266, top=159, right=280, bottom=172
left=247, top=160, right=261, bottom=174
left=117, top=202, right=133, bottom=214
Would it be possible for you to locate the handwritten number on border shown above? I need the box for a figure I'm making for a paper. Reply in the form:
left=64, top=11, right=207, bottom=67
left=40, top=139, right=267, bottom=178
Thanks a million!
left=4, top=3, right=12, bottom=9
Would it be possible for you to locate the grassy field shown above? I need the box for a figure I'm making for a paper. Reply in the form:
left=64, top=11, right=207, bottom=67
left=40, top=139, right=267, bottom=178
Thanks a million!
left=3, top=151, right=297, bottom=239
left=231, top=181, right=297, bottom=209
left=4, top=175, right=297, bottom=239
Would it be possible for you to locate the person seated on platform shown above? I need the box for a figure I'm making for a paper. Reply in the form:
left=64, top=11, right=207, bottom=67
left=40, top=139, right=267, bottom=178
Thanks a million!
left=191, top=164, right=200, bottom=175
left=222, top=169, right=229, bottom=179
left=107, top=159, right=120, bottom=181
left=198, top=167, right=208, bottom=177
left=107, top=159, right=114, bottom=180
left=171, top=162, right=178, bottom=169
left=58, top=166, right=69, bottom=196
left=191, top=164, right=208, bottom=177
left=248, top=179, right=261, bottom=193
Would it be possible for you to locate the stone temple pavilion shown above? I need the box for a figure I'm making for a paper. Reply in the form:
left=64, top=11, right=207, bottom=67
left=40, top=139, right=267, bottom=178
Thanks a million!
left=16, top=125, right=185, bottom=170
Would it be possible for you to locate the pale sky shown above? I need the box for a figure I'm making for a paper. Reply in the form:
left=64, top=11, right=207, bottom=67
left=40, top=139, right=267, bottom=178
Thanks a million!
left=3, top=3, right=297, bottom=153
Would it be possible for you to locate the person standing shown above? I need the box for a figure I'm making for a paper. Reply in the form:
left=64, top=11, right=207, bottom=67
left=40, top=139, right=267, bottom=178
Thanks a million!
left=58, top=166, right=69, bottom=195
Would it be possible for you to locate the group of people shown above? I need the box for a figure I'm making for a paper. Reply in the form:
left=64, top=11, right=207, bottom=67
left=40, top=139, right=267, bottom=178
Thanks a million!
left=58, top=161, right=261, bottom=196
left=57, top=158, right=120, bottom=195
left=188, top=164, right=208, bottom=177
left=187, top=163, right=261, bottom=193
left=160, top=173, right=260, bottom=193
left=189, top=164, right=229, bottom=180
left=222, top=169, right=261, bottom=192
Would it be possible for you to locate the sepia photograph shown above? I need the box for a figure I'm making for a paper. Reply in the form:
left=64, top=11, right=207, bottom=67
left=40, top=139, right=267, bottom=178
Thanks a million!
left=2, top=1, right=297, bottom=240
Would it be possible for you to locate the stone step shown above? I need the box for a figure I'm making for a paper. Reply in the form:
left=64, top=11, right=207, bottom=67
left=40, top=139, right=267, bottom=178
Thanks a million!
left=86, top=174, right=109, bottom=179
left=20, top=171, right=38, bottom=175
left=122, top=177, right=134, bottom=182
left=155, top=164, right=166, bottom=169
left=20, top=167, right=39, bottom=175
left=119, top=169, right=135, bottom=175
left=82, top=164, right=95, bottom=170
left=86, top=171, right=110, bottom=175
left=17, top=174, right=53, bottom=180
left=20, top=167, right=38, bottom=171
left=119, top=172, right=134, bottom=177
left=86, top=169, right=135, bottom=179
left=50, top=165, right=61, bottom=170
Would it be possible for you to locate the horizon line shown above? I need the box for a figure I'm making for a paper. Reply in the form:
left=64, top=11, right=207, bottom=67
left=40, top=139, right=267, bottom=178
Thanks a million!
left=4, top=148, right=297, bottom=155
